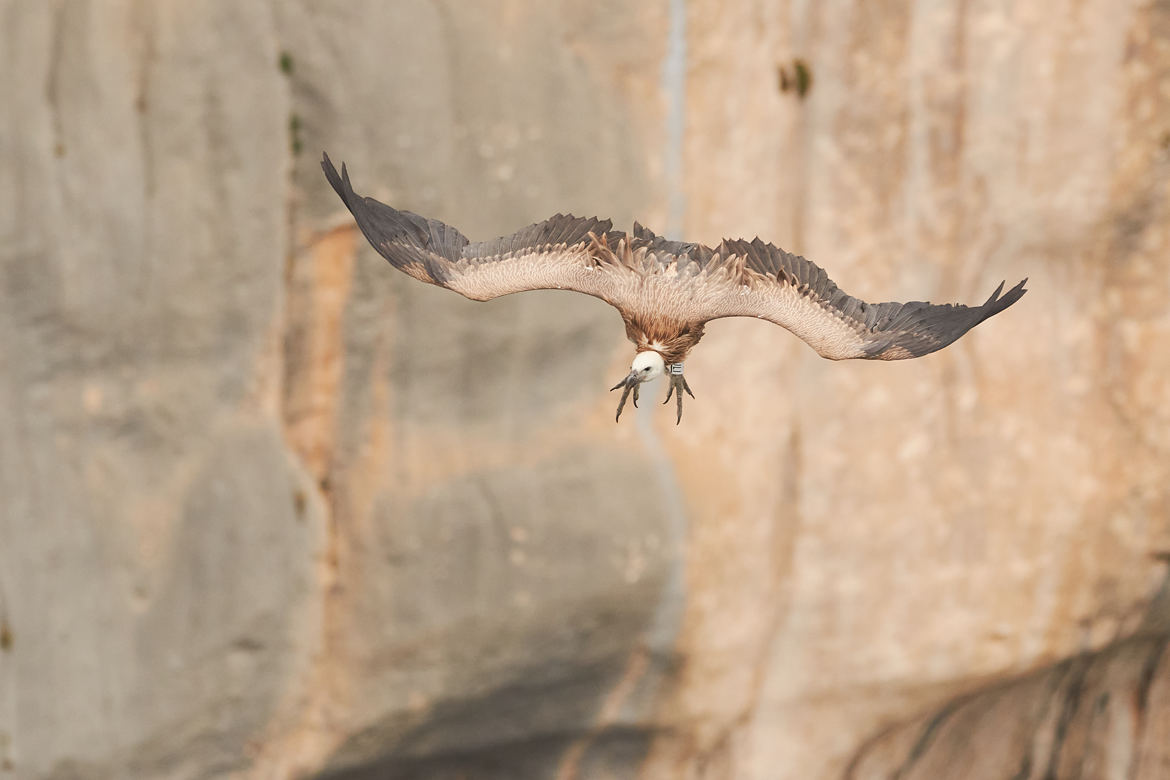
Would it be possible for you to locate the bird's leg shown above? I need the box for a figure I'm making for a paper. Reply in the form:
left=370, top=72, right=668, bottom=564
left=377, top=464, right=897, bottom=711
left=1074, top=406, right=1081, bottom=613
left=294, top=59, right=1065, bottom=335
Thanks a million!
left=662, top=364, right=696, bottom=425
left=610, top=370, right=640, bottom=422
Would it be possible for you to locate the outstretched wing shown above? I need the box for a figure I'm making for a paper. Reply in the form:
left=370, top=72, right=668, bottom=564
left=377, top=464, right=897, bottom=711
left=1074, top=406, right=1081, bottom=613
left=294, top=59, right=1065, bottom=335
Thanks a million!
left=710, top=236, right=1026, bottom=359
left=324, top=153, right=1026, bottom=361
left=322, top=153, right=623, bottom=305
left=626, top=226, right=1027, bottom=360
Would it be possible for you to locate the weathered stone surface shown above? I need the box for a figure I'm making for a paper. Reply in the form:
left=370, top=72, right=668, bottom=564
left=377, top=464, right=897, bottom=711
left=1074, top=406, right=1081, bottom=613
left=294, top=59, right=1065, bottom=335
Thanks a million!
left=846, top=595, right=1170, bottom=779
left=1, top=1, right=1169, bottom=779
left=0, top=3, right=323, bottom=778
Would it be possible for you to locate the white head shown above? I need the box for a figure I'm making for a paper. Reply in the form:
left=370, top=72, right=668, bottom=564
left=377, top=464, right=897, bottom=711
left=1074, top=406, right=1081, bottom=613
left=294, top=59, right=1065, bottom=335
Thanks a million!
left=630, top=350, right=666, bottom=382
left=610, top=350, right=669, bottom=422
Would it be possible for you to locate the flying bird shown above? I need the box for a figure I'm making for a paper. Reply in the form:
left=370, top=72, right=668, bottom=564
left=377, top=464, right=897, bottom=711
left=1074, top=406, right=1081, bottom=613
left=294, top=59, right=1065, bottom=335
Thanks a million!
left=322, top=153, right=1026, bottom=424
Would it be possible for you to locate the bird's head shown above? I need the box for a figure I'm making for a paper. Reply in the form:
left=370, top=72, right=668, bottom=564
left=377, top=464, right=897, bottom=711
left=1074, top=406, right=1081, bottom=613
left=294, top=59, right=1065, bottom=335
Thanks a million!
left=610, top=350, right=665, bottom=421
left=629, top=350, right=666, bottom=382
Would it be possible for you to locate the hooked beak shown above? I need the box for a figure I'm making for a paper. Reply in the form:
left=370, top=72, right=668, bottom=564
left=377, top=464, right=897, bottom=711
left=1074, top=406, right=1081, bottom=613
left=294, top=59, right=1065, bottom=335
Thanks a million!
left=609, top=371, right=642, bottom=422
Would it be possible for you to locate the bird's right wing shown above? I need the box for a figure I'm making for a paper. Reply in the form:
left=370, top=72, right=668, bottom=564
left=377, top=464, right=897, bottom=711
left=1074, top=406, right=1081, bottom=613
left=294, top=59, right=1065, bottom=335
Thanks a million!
left=322, top=153, right=625, bottom=305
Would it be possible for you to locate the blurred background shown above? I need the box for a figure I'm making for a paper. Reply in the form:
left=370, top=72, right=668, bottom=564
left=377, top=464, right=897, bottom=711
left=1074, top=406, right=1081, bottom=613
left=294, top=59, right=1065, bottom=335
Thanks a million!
left=2, top=1, right=1169, bottom=778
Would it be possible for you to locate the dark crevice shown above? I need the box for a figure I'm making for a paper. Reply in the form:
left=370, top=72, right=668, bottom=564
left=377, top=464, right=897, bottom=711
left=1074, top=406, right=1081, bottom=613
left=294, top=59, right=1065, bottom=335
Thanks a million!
left=273, top=2, right=333, bottom=508
left=128, top=0, right=157, bottom=199
left=1129, top=636, right=1169, bottom=780
left=0, top=576, right=9, bottom=652
left=264, top=2, right=345, bottom=774
left=44, top=0, right=66, bottom=157
left=891, top=699, right=960, bottom=780
left=1135, top=636, right=1167, bottom=716
left=1041, top=655, right=1091, bottom=780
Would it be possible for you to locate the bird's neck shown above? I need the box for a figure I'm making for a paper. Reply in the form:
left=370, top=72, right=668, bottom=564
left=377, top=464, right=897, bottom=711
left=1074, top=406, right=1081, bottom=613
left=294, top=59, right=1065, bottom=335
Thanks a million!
left=624, top=315, right=705, bottom=365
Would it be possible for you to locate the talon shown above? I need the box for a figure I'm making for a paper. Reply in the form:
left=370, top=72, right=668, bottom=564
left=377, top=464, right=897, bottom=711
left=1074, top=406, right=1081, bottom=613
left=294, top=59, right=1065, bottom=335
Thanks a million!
left=614, top=383, right=633, bottom=422
left=610, top=369, right=640, bottom=422
left=663, top=372, right=694, bottom=424
left=633, top=383, right=640, bottom=408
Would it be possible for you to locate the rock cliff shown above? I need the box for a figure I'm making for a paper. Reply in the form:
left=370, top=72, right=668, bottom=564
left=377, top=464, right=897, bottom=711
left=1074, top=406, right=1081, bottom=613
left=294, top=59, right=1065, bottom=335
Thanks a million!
left=1, top=1, right=1168, bottom=778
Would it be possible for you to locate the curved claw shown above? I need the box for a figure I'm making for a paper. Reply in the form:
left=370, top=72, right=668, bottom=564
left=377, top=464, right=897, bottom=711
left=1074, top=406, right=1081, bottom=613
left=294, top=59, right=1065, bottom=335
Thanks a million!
left=664, top=374, right=696, bottom=424
left=611, top=370, right=639, bottom=422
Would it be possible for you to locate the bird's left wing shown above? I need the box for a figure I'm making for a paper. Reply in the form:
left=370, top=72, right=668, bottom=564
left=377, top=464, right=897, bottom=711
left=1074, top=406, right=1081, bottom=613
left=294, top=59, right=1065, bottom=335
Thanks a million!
left=322, top=154, right=622, bottom=305
left=624, top=226, right=1027, bottom=360
left=702, top=237, right=1028, bottom=360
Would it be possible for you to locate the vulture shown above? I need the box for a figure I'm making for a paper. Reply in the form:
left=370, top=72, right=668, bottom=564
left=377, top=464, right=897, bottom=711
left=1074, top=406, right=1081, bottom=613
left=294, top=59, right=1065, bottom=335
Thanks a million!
left=322, top=153, right=1026, bottom=424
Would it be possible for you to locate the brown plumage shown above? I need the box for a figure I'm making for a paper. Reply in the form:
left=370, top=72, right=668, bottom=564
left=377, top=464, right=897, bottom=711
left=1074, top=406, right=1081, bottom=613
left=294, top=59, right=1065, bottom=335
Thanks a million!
left=322, top=153, right=1027, bottom=423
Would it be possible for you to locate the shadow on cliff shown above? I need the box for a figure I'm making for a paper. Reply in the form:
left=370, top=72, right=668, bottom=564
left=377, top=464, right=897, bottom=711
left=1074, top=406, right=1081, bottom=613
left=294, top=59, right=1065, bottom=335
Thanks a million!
left=312, top=655, right=672, bottom=780
left=844, top=567, right=1170, bottom=779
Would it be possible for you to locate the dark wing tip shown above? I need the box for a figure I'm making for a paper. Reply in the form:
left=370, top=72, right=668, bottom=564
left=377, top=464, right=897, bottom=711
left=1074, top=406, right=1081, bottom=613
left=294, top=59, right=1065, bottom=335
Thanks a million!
left=862, top=278, right=1029, bottom=360
left=979, top=278, right=1028, bottom=322
left=321, top=151, right=354, bottom=207
left=319, top=153, right=465, bottom=285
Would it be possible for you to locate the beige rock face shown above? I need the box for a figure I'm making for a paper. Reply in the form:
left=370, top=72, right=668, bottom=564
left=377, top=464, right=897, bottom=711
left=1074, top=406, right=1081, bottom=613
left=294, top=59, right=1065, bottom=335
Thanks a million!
left=1, top=1, right=1168, bottom=779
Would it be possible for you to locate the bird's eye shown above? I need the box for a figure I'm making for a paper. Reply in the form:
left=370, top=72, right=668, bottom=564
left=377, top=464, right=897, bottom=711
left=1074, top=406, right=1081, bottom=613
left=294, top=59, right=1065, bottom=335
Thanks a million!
left=643, top=366, right=651, bottom=372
